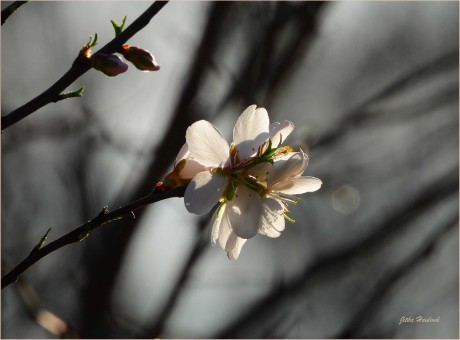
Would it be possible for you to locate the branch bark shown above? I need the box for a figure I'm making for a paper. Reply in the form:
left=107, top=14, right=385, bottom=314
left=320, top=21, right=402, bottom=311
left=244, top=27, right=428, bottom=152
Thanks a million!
left=1, top=0, right=168, bottom=130
left=1, top=185, right=185, bottom=289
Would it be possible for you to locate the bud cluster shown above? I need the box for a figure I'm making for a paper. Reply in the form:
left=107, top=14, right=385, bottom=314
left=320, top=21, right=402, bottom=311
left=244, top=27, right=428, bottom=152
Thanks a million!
left=80, top=16, right=160, bottom=77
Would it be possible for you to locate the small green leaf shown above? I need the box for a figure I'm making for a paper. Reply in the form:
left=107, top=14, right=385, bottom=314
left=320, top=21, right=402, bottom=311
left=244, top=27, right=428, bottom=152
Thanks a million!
left=37, top=227, right=52, bottom=249
left=85, top=33, right=98, bottom=48
left=78, top=231, right=90, bottom=241
left=54, top=87, right=85, bottom=103
left=111, top=15, right=127, bottom=36
left=71, top=86, right=85, bottom=97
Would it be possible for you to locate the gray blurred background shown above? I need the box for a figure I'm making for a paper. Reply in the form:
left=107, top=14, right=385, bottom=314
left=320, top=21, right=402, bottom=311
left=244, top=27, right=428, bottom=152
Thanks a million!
left=1, top=1, right=458, bottom=338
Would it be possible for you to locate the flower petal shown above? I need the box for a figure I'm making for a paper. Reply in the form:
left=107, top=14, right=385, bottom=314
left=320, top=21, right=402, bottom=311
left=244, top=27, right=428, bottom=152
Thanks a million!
left=218, top=209, right=232, bottom=250
left=175, top=143, right=208, bottom=179
left=225, top=232, right=247, bottom=260
left=272, top=176, right=322, bottom=194
left=186, top=120, right=230, bottom=167
left=248, top=162, right=272, bottom=182
left=269, top=120, right=295, bottom=146
left=233, top=105, right=270, bottom=160
left=227, top=185, right=263, bottom=239
left=259, top=197, right=285, bottom=238
left=175, top=143, right=189, bottom=165
left=184, top=171, right=228, bottom=215
left=267, top=151, right=309, bottom=186
left=211, top=203, right=226, bottom=245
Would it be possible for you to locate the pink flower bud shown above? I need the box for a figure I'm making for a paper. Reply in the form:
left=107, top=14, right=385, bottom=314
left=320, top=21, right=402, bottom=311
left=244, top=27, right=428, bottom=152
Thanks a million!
left=161, top=143, right=208, bottom=189
left=90, top=53, right=128, bottom=76
left=121, top=45, right=160, bottom=72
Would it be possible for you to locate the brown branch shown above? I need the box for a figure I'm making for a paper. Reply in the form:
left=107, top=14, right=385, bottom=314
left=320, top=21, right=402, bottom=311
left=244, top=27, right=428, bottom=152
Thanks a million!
left=1, top=1, right=28, bottom=25
left=1, top=185, right=185, bottom=289
left=1, top=1, right=168, bottom=130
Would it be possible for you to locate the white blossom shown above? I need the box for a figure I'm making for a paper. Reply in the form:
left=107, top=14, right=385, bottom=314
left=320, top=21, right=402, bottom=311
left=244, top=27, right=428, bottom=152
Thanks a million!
left=181, top=104, right=321, bottom=260
left=183, top=105, right=270, bottom=214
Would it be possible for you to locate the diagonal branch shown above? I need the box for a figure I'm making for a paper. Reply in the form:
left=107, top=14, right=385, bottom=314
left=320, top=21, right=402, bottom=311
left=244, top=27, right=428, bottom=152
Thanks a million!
left=1, top=0, right=168, bottom=130
left=1, top=185, right=185, bottom=289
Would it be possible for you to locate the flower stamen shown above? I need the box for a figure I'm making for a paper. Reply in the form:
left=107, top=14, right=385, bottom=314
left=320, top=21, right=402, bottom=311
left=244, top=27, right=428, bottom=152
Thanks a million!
left=270, top=191, right=300, bottom=205
left=283, top=213, right=296, bottom=224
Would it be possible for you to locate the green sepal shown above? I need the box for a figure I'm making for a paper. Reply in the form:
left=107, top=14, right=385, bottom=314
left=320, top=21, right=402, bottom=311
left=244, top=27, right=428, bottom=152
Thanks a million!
left=226, top=178, right=237, bottom=201
left=175, top=159, right=187, bottom=174
left=111, top=15, right=127, bottom=36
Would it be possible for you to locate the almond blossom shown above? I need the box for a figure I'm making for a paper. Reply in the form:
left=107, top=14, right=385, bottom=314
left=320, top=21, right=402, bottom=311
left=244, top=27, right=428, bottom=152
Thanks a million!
left=183, top=105, right=272, bottom=215
left=211, top=150, right=322, bottom=259
left=180, top=104, right=321, bottom=260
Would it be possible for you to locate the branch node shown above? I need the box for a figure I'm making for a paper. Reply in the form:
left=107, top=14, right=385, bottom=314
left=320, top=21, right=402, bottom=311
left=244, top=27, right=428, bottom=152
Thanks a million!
left=98, top=206, right=109, bottom=217
left=32, top=227, right=52, bottom=253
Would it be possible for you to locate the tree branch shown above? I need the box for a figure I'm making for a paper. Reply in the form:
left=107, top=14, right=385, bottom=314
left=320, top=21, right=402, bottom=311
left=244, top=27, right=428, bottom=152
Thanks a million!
left=1, top=1, right=28, bottom=25
left=1, top=185, right=185, bottom=289
left=1, top=0, right=168, bottom=130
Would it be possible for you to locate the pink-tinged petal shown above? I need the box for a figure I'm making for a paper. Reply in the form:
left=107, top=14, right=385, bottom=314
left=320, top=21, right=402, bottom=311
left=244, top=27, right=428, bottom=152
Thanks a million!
left=272, top=176, right=322, bottom=194
left=211, top=203, right=226, bottom=246
left=175, top=143, right=208, bottom=179
left=267, top=151, right=309, bottom=186
left=175, top=143, right=190, bottom=164
left=180, top=160, right=208, bottom=179
left=225, top=232, right=247, bottom=260
left=184, top=171, right=228, bottom=215
left=258, top=197, right=285, bottom=238
left=269, top=120, right=295, bottom=146
left=233, top=105, right=270, bottom=160
left=186, top=120, right=230, bottom=167
left=227, top=186, right=263, bottom=239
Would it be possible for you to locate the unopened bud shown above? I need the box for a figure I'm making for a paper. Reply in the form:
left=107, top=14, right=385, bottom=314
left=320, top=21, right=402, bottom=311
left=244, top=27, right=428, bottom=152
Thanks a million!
left=161, top=143, right=208, bottom=189
left=121, top=45, right=160, bottom=72
left=91, top=53, right=128, bottom=76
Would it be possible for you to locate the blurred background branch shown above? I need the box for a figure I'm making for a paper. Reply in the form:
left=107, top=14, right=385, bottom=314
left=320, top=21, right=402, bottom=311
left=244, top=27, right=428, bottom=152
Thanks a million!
left=1, top=0, right=28, bottom=25
left=2, top=1, right=458, bottom=338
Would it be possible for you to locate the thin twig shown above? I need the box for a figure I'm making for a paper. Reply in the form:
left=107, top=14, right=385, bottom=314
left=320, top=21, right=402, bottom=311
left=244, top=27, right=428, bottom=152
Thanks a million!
left=2, top=258, right=80, bottom=338
left=1, top=1, right=168, bottom=130
left=1, top=1, right=28, bottom=25
left=1, top=185, right=185, bottom=289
